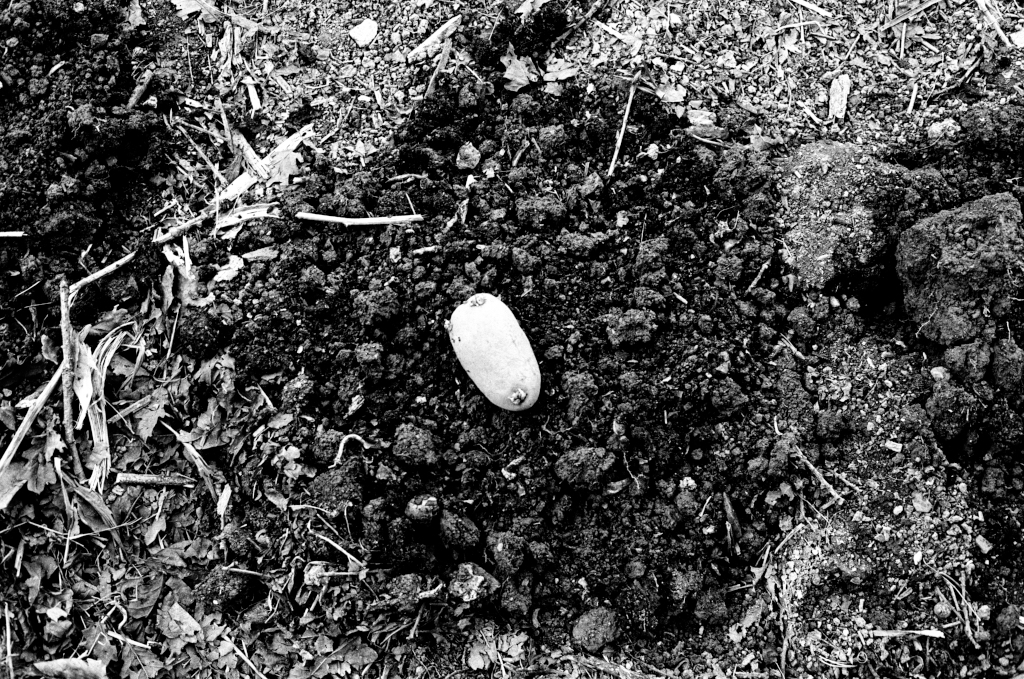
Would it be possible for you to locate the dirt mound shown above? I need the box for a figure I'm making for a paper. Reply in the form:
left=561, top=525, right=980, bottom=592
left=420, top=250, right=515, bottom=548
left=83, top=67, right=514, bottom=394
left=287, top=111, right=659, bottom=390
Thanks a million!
left=897, top=192, right=1024, bottom=346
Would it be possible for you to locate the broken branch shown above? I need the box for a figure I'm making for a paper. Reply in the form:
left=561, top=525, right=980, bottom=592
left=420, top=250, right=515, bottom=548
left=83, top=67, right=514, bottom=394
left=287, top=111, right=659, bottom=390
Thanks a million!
left=69, top=251, right=137, bottom=305
left=295, top=212, right=423, bottom=227
left=0, top=364, right=63, bottom=479
left=608, top=71, right=641, bottom=178
left=60, top=279, right=84, bottom=479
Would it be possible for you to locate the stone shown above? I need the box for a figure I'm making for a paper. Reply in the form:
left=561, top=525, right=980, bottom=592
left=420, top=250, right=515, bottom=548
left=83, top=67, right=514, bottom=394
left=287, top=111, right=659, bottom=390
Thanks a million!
left=349, top=19, right=378, bottom=48
left=456, top=142, right=480, bottom=170
left=571, top=606, right=619, bottom=652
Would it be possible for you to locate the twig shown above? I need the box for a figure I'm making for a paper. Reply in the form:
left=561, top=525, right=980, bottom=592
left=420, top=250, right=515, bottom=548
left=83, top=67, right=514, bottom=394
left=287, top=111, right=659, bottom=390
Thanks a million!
left=793, top=446, right=844, bottom=504
left=424, top=38, right=452, bottom=101
left=4, top=602, right=13, bottom=679
left=789, top=0, right=832, bottom=18
left=977, top=0, right=1011, bottom=46
left=907, top=82, right=919, bottom=114
left=223, top=636, right=271, bottom=679
left=407, top=14, right=462, bottom=62
left=68, top=251, right=137, bottom=305
left=880, top=0, right=945, bottom=31
left=0, top=232, right=24, bottom=238
left=59, top=279, right=84, bottom=479
left=113, top=472, right=196, bottom=488
left=310, top=531, right=367, bottom=569
left=126, top=69, right=154, bottom=110
left=0, top=364, right=63, bottom=479
left=294, top=212, right=423, bottom=227
left=608, top=71, right=641, bottom=178
left=332, top=433, right=375, bottom=467
left=745, top=259, right=771, bottom=294
left=553, top=0, right=609, bottom=47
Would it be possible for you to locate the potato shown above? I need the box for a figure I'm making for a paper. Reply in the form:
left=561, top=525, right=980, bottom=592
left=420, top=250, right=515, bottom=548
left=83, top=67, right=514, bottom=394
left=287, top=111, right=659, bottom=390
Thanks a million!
left=446, top=293, right=541, bottom=411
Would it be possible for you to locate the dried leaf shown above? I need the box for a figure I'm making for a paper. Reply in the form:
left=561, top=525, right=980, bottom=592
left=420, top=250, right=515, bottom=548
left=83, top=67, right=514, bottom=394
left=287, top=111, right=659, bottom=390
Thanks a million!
left=170, top=0, right=218, bottom=21
left=656, top=86, right=688, bottom=103
left=33, top=657, right=107, bottom=679
left=144, top=514, right=166, bottom=545
left=0, top=461, right=29, bottom=511
left=133, top=388, right=169, bottom=442
left=500, top=44, right=539, bottom=92
left=160, top=602, right=204, bottom=642
left=69, top=482, right=122, bottom=546
left=514, top=0, right=551, bottom=24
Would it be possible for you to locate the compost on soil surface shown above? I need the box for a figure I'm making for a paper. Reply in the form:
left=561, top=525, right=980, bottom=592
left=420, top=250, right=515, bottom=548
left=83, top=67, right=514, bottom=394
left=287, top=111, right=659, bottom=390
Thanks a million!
left=4, top=0, right=1024, bottom=677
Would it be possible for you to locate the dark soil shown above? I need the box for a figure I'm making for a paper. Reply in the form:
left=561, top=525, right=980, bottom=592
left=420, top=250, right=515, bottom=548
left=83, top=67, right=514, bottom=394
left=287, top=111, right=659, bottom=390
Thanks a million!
left=4, top=2, right=1024, bottom=678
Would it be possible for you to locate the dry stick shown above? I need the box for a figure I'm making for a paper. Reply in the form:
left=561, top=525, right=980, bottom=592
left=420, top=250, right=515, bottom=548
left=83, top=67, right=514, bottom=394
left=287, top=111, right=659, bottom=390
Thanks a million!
left=223, top=636, right=271, bottom=679
left=789, top=0, right=832, bottom=17
left=977, top=0, right=1011, bottom=46
left=0, top=364, right=63, bottom=479
left=0, top=232, right=25, bottom=238
left=407, top=14, right=462, bottom=62
left=4, top=602, right=12, bottom=679
left=554, top=0, right=609, bottom=47
left=880, top=0, right=945, bottom=31
left=59, top=279, right=84, bottom=479
left=608, top=71, right=641, bottom=178
left=68, top=251, right=137, bottom=305
left=113, top=472, right=196, bottom=488
left=294, top=212, right=423, bottom=227
left=907, top=82, right=919, bottom=114
left=424, top=38, right=452, bottom=101
left=793, top=446, right=844, bottom=505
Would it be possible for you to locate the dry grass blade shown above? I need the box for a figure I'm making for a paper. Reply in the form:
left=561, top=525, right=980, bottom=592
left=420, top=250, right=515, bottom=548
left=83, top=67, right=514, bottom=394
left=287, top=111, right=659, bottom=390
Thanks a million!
left=160, top=422, right=218, bottom=501
left=0, top=365, right=62, bottom=480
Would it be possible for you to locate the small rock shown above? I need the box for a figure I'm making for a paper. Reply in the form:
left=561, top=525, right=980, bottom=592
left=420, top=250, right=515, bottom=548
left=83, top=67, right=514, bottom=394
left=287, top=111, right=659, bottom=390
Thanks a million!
left=349, top=19, right=379, bottom=48
left=828, top=74, right=851, bottom=120
left=686, top=109, right=716, bottom=126
left=976, top=535, right=994, bottom=554
left=690, top=124, right=728, bottom=140
left=456, top=142, right=481, bottom=170
left=571, top=607, right=619, bottom=652
left=927, top=118, right=960, bottom=140
left=448, top=563, right=499, bottom=603
left=934, top=601, right=953, bottom=619
left=405, top=495, right=440, bottom=522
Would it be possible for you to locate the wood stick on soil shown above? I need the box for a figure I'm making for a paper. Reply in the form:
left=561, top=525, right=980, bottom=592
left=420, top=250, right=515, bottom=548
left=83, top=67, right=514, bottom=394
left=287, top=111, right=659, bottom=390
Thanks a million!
left=0, top=231, right=25, bottom=238
left=880, top=0, right=944, bottom=31
left=608, top=71, right=641, bottom=178
left=59, top=279, right=84, bottom=479
left=114, top=472, right=196, bottom=488
left=789, top=0, right=832, bottom=18
left=407, top=14, right=462, bottom=62
left=69, top=251, right=137, bottom=305
left=976, top=0, right=1011, bottom=46
left=793, top=445, right=844, bottom=505
left=4, top=603, right=12, bottom=679
left=554, top=0, right=609, bottom=47
left=424, top=38, right=452, bottom=101
left=0, top=364, right=63, bottom=479
left=294, top=212, right=423, bottom=227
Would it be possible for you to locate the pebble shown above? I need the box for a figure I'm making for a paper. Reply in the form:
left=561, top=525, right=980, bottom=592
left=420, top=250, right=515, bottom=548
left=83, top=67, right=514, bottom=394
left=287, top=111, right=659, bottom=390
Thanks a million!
left=349, top=19, right=379, bottom=48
